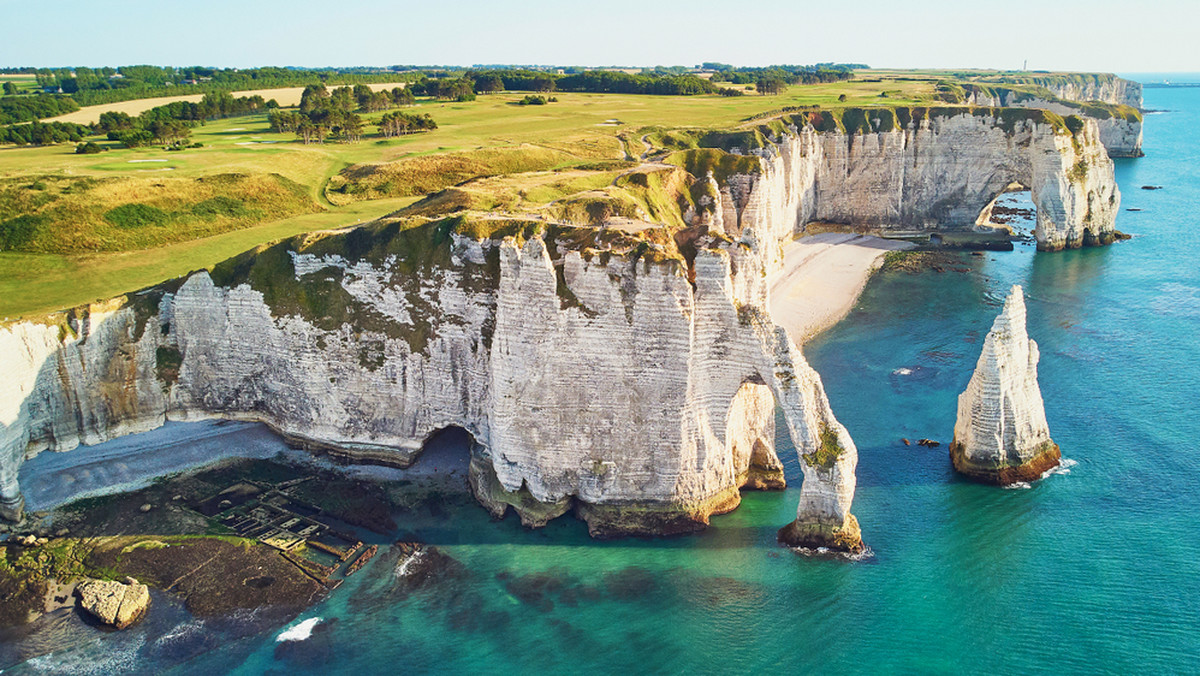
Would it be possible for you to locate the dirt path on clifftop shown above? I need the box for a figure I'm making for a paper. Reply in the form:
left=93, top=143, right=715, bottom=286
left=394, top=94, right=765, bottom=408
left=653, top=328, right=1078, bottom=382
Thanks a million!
left=768, top=232, right=913, bottom=343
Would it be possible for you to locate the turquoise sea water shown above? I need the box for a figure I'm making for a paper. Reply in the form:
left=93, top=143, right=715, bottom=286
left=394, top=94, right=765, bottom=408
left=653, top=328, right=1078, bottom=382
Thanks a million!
left=6, top=86, right=1200, bottom=674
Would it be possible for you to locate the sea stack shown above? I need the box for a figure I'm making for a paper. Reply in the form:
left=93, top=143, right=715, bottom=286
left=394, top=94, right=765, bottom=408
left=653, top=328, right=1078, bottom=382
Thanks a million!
left=950, top=286, right=1060, bottom=484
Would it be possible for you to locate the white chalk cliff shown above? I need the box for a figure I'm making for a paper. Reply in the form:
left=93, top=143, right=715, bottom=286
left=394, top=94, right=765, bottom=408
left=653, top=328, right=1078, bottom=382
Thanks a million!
left=950, top=286, right=1060, bottom=484
left=701, top=107, right=1121, bottom=252
left=962, top=87, right=1143, bottom=158
left=0, top=107, right=1120, bottom=548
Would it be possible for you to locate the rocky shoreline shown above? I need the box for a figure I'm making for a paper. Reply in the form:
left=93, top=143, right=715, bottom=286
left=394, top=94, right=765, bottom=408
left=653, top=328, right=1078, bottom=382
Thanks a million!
left=0, top=453, right=465, bottom=664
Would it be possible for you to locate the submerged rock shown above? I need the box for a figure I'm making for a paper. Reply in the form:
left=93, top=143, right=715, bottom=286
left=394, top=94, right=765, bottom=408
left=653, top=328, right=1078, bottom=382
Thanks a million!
left=76, top=577, right=150, bottom=629
left=950, top=286, right=1060, bottom=484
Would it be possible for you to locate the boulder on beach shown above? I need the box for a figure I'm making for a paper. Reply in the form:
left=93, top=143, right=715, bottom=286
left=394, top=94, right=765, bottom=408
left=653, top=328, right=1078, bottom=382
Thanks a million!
left=76, top=577, right=150, bottom=629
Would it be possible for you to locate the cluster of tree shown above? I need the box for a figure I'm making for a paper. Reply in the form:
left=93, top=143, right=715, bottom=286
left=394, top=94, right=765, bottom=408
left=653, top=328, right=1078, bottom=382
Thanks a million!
left=455, top=69, right=716, bottom=96
left=557, top=71, right=714, bottom=95
left=0, top=94, right=80, bottom=124
left=95, top=92, right=277, bottom=148
left=702, top=62, right=866, bottom=72
left=515, top=95, right=556, bottom=105
left=268, top=85, right=362, bottom=143
left=408, top=78, right=476, bottom=101
left=3, top=82, right=20, bottom=96
left=346, top=83, right=415, bottom=111
left=717, top=87, right=744, bottom=97
left=463, top=70, right=557, bottom=93
left=378, top=111, right=437, bottom=137
left=0, top=120, right=91, bottom=145
left=755, top=78, right=788, bottom=95
left=710, top=65, right=856, bottom=86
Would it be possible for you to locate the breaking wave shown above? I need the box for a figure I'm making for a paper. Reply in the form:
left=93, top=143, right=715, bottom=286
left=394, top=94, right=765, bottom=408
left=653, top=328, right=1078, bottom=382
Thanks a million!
left=395, top=549, right=425, bottom=578
left=276, top=617, right=322, bottom=643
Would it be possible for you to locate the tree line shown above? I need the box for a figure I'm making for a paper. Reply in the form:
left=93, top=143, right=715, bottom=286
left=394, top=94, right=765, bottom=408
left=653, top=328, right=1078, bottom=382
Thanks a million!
left=0, top=94, right=80, bottom=124
left=709, top=65, right=856, bottom=86
left=25, top=65, right=423, bottom=107
left=94, top=92, right=279, bottom=147
left=0, top=120, right=92, bottom=145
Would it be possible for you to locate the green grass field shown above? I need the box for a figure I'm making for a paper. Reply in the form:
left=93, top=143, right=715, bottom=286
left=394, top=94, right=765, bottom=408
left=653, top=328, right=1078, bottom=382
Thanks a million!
left=0, top=71, right=959, bottom=319
left=1, top=74, right=40, bottom=94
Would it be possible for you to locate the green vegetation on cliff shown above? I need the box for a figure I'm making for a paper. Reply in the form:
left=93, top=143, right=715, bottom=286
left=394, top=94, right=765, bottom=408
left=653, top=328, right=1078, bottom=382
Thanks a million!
left=0, top=67, right=1134, bottom=319
left=802, top=426, right=845, bottom=470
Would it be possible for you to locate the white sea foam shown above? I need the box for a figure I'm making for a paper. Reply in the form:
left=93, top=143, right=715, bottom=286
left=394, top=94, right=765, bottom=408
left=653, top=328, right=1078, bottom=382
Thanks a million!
left=1042, top=457, right=1078, bottom=478
left=156, top=619, right=205, bottom=647
left=25, top=635, right=147, bottom=674
left=395, top=549, right=424, bottom=578
left=276, top=617, right=321, bottom=642
left=786, top=544, right=875, bottom=562
left=892, top=367, right=913, bottom=375
left=1003, top=481, right=1032, bottom=490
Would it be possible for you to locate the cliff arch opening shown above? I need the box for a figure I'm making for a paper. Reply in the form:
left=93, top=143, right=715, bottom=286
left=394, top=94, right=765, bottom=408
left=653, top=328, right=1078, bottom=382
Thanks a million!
left=726, top=380, right=787, bottom=492
left=975, top=182, right=1034, bottom=246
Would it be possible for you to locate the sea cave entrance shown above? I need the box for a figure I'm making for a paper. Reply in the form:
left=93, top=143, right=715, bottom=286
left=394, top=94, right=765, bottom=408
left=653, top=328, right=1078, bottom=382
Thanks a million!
left=410, top=425, right=476, bottom=480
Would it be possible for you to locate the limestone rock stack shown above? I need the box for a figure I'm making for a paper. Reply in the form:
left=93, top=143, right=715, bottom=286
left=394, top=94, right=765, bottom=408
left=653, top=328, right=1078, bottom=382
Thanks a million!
left=950, top=286, right=1060, bottom=484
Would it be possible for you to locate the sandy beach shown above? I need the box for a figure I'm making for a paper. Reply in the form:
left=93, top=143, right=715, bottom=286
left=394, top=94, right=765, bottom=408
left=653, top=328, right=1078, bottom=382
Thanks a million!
left=768, top=232, right=913, bottom=344
left=45, top=82, right=409, bottom=125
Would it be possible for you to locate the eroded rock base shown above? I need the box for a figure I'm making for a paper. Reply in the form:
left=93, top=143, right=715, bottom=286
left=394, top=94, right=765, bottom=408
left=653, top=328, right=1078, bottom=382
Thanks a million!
left=741, top=464, right=787, bottom=491
left=777, top=514, right=865, bottom=554
left=468, top=455, right=573, bottom=528
left=469, top=451, right=792, bottom=538
left=0, top=494, right=24, bottom=524
left=575, top=486, right=744, bottom=539
left=949, top=440, right=1062, bottom=485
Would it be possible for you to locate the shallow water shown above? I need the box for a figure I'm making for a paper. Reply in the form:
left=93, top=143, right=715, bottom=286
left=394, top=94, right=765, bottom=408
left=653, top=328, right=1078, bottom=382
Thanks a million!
left=6, top=86, right=1199, bottom=674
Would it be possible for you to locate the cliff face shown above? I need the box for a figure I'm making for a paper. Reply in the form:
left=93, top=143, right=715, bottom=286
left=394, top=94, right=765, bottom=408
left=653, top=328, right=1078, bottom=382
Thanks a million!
left=0, top=108, right=1118, bottom=546
left=949, top=286, right=1060, bottom=484
left=704, top=109, right=1121, bottom=253
left=1023, top=75, right=1143, bottom=109
left=0, top=221, right=861, bottom=548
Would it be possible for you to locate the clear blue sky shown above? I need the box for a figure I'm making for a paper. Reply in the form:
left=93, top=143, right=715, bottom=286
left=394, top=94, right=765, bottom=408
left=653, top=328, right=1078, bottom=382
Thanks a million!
left=0, top=0, right=1195, bottom=72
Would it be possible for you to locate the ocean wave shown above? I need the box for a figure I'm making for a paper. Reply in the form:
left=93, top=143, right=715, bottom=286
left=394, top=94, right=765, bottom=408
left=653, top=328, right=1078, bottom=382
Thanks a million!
left=1003, top=481, right=1032, bottom=490
left=892, top=368, right=913, bottom=376
left=394, top=549, right=425, bottom=578
left=786, top=544, right=875, bottom=562
left=155, top=619, right=205, bottom=647
left=276, top=617, right=322, bottom=643
left=1042, top=457, right=1078, bottom=478
left=24, top=635, right=147, bottom=675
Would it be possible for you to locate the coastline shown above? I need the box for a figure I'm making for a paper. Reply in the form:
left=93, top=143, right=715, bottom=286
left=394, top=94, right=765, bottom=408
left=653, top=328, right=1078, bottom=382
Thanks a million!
left=768, top=232, right=914, bottom=344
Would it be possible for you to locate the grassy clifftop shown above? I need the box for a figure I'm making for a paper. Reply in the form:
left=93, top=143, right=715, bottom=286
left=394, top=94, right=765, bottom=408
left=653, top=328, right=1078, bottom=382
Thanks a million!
left=0, top=172, right=319, bottom=254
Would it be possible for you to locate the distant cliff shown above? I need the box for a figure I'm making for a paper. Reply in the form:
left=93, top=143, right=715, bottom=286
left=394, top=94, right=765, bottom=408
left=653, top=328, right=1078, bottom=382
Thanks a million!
left=682, top=106, right=1121, bottom=252
left=957, top=84, right=1143, bottom=157
left=979, top=73, right=1143, bottom=109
